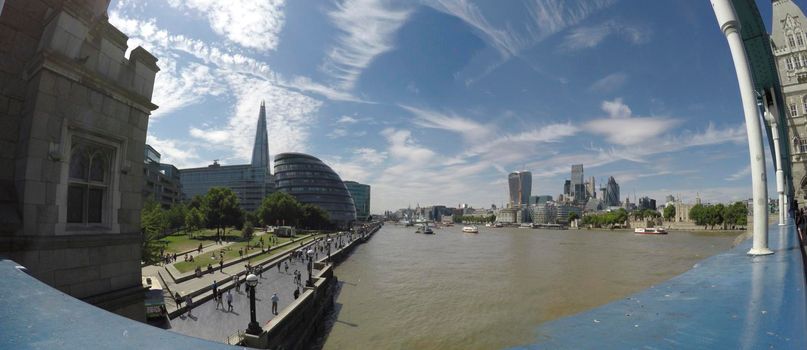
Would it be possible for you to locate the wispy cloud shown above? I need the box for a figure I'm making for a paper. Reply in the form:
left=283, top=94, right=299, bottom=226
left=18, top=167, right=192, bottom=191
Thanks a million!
left=589, top=72, right=628, bottom=93
left=584, top=98, right=681, bottom=146
left=109, top=12, right=322, bottom=164
left=322, top=0, right=411, bottom=90
left=146, top=134, right=206, bottom=169
left=725, top=165, right=751, bottom=181
left=165, top=0, right=287, bottom=51
left=560, top=20, right=651, bottom=51
left=402, top=105, right=493, bottom=140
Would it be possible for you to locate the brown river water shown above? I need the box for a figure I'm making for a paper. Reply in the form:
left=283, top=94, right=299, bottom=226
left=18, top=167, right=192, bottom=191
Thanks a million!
left=315, top=224, right=738, bottom=350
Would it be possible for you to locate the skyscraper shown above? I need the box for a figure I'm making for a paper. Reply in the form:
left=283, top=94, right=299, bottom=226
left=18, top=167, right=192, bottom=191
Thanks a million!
left=571, top=164, right=584, bottom=202
left=508, top=171, right=532, bottom=208
left=563, top=180, right=571, bottom=196
left=605, top=176, right=620, bottom=207
left=180, top=102, right=275, bottom=212
left=586, top=176, right=596, bottom=199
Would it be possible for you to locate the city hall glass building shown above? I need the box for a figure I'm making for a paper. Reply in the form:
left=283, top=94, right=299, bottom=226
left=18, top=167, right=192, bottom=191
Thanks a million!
left=344, top=181, right=371, bottom=221
left=274, top=153, right=357, bottom=227
left=179, top=102, right=274, bottom=212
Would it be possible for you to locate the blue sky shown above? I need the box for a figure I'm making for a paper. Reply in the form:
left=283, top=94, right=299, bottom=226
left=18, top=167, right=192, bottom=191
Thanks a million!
left=110, top=0, right=783, bottom=212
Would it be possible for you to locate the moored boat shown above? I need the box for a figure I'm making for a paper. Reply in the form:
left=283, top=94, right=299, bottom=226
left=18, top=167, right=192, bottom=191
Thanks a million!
left=462, top=225, right=479, bottom=233
left=634, top=227, right=668, bottom=234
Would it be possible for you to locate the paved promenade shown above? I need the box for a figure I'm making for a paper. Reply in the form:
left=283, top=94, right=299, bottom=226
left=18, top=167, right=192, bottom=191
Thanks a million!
left=150, top=236, right=348, bottom=343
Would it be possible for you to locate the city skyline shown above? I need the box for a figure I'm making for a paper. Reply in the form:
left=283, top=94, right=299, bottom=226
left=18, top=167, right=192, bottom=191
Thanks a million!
left=110, top=0, right=782, bottom=211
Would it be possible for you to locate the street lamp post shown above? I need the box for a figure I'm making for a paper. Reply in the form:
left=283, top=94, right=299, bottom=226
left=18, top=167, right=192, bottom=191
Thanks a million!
left=306, top=249, right=314, bottom=287
left=245, top=274, right=261, bottom=335
left=327, top=238, right=332, bottom=262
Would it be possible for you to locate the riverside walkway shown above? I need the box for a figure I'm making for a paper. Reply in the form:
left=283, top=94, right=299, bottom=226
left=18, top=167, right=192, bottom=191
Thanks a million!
left=154, top=234, right=350, bottom=343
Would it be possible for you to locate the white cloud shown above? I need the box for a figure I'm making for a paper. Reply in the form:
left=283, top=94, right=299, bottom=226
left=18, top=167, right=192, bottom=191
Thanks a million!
left=165, top=0, right=286, bottom=51
left=402, top=105, right=492, bottom=140
left=560, top=20, right=651, bottom=51
left=354, top=148, right=387, bottom=164
left=189, top=75, right=322, bottom=162
left=585, top=98, right=681, bottom=146
left=589, top=72, right=627, bottom=93
left=109, top=12, right=324, bottom=163
left=322, top=0, right=411, bottom=90
left=337, top=115, right=359, bottom=124
left=429, top=0, right=614, bottom=58
left=725, top=165, right=751, bottom=181
left=146, top=134, right=207, bottom=169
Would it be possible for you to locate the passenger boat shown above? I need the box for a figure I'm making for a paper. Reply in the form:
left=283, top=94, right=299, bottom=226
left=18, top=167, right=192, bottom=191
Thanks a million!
left=462, top=225, right=479, bottom=233
left=422, top=225, right=434, bottom=234
left=634, top=227, right=668, bottom=234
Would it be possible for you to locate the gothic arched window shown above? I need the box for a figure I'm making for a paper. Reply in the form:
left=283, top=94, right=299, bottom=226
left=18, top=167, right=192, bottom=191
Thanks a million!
left=789, top=34, right=797, bottom=47
left=67, top=140, right=112, bottom=224
left=788, top=56, right=795, bottom=70
left=798, top=31, right=805, bottom=46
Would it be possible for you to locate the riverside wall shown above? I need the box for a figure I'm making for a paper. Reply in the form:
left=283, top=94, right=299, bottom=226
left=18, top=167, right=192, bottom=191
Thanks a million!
left=242, top=222, right=383, bottom=350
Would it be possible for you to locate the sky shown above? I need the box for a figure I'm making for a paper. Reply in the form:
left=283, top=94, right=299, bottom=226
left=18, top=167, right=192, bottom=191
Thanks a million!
left=109, top=0, right=786, bottom=213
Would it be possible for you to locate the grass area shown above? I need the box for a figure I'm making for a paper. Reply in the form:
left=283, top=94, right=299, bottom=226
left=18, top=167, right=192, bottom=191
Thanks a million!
left=172, top=233, right=323, bottom=273
left=159, top=228, right=246, bottom=253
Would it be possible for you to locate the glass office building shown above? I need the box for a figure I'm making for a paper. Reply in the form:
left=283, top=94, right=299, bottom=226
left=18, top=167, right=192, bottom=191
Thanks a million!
left=274, top=153, right=356, bottom=227
left=179, top=102, right=274, bottom=212
left=344, top=181, right=371, bottom=221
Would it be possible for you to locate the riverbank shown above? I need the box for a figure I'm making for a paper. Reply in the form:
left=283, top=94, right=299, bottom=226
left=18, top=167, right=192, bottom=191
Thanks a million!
left=241, top=222, right=384, bottom=349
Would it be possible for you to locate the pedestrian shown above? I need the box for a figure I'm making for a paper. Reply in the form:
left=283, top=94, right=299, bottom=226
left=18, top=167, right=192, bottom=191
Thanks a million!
left=258, top=264, right=263, bottom=278
left=175, top=292, right=182, bottom=309
left=186, top=295, right=194, bottom=317
left=212, top=280, right=218, bottom=300
left=293, top=288, right=300, bottom=300
left=235, top=274, right=241, bottom=292
left=271, top=293, right=279, bottom=315
left=277, top=263, right=281, bottom=272
left=219, top=258, right=224, bottom=272
left=284, top=261, right=289, bottom=274
left=198, top=243, right=202, bottom=253
left=226, top=290, right=233, bottom=312
left=216, top=290, right=224, bottom=310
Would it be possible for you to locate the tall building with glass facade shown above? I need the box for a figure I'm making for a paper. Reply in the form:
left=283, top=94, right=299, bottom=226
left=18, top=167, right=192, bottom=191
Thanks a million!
left=508, top=171, right=532, bottom=208
left=142, top=144, right=182, bottom=208
left=274, top=153, right=356, bottom=227
left=344, top=181, right=371, bottom=221
left=179, top=102, right=275, bottom=212
left=605, top=176, right=621, bottom=207
left=571, top=164, right=585, bottom=203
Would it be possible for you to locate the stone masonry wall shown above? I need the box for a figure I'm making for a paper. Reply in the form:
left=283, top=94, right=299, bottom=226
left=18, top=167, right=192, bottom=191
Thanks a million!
left=0, top=0, right=159, bottom=321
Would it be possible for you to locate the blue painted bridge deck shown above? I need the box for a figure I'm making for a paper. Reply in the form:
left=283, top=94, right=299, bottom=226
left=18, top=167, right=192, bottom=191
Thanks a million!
left=517, top=223, right=807, bottom=349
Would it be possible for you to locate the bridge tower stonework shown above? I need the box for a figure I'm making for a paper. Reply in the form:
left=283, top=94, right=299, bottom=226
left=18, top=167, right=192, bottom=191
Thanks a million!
left=0, top=0, right=159, bottom=320
left=772, top=0, right=807, bottom=201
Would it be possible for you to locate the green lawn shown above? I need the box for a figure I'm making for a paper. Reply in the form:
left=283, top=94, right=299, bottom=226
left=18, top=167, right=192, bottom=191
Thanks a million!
left=172, top=233, right=323, bottom=273
left=159, top=228, right=246, bottom=253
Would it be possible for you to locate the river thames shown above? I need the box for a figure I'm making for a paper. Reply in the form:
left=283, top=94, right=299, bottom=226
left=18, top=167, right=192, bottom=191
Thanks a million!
left=315, top=224, right=739, bottom=350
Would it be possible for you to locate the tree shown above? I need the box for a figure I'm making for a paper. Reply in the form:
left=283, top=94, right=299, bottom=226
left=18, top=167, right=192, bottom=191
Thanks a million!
left=141, top=200, right=167, bottom=264
left=165, top=203, right=187, bottom=230
left=185, top=207, right=205, bottom=235
left=568, top=211, right=579, bottom=222
left=257, top=191, right=304, bottom=227
left=663, top=205, right=676, bottom=221
left=301, top=203, right=331, bottom=229
left=242, top=221, right=254, bottom=240
left=203, top=187, right=241, bottom=237
left=689, top=204, right=707, bottom=228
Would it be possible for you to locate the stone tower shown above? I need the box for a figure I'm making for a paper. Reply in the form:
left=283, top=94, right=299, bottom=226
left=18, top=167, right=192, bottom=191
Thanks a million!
left=772, top=0, right=807, bottom=199
left=0, top=0, right=159, bottom=320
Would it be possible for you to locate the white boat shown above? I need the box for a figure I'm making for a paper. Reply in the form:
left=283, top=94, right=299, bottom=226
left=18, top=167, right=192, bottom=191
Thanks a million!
left=634, top=227, right=667, bottom=235
left=485, top=223, right=492, bottom=227
left=519, top=223, right=535, bottom=229
left=462, top=225, right=479, bottom=233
